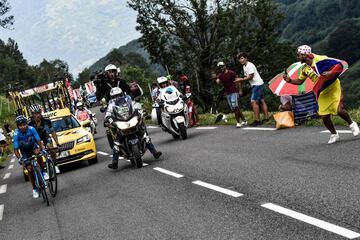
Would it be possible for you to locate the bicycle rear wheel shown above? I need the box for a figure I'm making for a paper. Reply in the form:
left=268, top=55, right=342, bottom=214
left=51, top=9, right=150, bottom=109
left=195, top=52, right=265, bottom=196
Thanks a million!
left=36, top=169, right=49, bottom=206
left=47, top=159, right=58, bottom=197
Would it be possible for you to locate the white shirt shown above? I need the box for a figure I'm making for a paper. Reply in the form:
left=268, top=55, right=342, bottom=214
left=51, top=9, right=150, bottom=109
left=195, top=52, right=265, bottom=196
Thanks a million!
left=0, top=129, right=6, bottom=141
left=243, top=62, right=263, bottom=86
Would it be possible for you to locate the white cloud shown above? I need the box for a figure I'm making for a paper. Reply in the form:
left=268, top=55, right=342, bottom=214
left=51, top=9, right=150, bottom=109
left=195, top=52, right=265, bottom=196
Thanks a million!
left=1, top=0, right=140, bottom=76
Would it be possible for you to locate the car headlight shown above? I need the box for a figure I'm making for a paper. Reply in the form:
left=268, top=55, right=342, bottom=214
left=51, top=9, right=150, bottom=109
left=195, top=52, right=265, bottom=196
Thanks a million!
left=77, top=135, right=91, bottom=144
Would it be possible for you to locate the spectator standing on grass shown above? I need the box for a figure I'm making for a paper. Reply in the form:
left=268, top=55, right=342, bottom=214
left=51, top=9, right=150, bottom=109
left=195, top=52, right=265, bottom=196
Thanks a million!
left=235, top=52, right=269, bottom=126
left=0, top=128, right=10, bottom=156
left=214, top=62, right=247, bottom=128
left=151, top=82, right=159, bottom=102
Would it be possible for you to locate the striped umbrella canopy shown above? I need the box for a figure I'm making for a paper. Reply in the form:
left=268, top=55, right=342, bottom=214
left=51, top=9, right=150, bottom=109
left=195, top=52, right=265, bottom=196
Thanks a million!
left=269, top=60, right=349, bottom=96
left=269, top=62, right=313, bottom=96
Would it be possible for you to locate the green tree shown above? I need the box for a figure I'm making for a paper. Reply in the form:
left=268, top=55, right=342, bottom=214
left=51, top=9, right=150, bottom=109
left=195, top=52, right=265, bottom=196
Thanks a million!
left=122, top=65, right=155, bottom=100
left=34, top=59, right=70, bottom=85
left=106, top=48, right=124, bottom=66
left=77, top=67, right=91, bottom=85
left=0, top=0, right=14, bottom=29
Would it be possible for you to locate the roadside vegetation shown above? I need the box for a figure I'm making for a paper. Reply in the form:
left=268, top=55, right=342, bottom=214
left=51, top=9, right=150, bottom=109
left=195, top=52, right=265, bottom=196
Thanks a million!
left=0, top=96, right=14, bottom=167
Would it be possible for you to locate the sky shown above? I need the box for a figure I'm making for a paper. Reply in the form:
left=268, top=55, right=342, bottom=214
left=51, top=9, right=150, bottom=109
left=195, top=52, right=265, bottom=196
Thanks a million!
left=0, top=0, right=140, bottom=76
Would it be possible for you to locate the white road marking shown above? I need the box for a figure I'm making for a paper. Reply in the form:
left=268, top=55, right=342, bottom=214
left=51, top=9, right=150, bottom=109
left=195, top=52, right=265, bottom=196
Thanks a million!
left=0, top=184, right=7, bottom=194
left=153, top=167, right=184, bottom=178
left=147, top=126, right=158, bottom=129
left=8, top=164, right=13, bottom=169
left=109, top=155, right=113, bottom=158
left=196, top=127, right=218, bottom=130
left=243, top=127, right=276, bottom=131
left=10, top=158, right=15, bottom=163
left=0, top=204, right=3, bottom=221
left=97, top=151, right=109, bottom=156
left=3, top=173, right=11, bottom=180
left=192, top=180, right=243, bottom=197
left=321, top=130, right=352, bottom=134
left=262, top=203, right=360, bottom=239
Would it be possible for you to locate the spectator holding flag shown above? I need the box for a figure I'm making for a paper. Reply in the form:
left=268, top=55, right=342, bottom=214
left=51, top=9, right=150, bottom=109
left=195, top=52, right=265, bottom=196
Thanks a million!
left=283, top=45, right=359, bottom=144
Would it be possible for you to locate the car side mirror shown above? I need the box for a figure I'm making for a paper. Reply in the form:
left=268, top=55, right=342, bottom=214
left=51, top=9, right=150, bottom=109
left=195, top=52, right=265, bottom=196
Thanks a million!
left=81, top=119, right=91, bottom=127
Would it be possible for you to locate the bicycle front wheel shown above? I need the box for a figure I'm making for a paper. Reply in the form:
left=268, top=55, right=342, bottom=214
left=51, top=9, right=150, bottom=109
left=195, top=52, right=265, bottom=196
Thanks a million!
left=47, top=159, right=58, bottom=197
left=36, top=169, right=49, bottom=206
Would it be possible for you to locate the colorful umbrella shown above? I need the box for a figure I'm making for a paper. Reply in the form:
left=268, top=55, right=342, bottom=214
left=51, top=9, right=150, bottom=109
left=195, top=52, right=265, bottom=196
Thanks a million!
left=269, top=62, right=313, bottom=96
left=269, top=60, right=349, bottom=96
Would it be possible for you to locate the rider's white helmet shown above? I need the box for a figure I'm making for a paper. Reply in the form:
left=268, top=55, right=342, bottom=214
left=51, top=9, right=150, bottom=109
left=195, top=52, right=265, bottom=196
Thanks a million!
left=105, top=64, right=117, bottom=72
left=110, top=87, right=123, bottom=98
left=157, top=76, right=168, bottom=85
left=76, top=102, right=83, bottom=108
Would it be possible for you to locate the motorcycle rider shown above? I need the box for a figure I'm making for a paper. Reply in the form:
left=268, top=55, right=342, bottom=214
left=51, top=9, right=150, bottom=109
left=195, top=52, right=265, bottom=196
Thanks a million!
left=105, top=87, right=162, bottom=169
left=28, top=104, right=60, bottom=173
left=155, top=76, right=183, bottom=127
left=96, top=64, right=141, bottom=148
left=74, top=102, right=97, bottom=133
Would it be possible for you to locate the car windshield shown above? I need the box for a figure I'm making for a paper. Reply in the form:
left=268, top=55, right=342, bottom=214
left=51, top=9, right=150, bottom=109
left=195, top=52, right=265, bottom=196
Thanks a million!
left=51, top=116, right=80, bottom=132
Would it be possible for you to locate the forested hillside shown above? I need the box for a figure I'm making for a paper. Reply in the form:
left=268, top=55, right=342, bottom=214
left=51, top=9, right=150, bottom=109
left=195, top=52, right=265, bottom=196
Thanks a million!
left=0, top=38, right=71, bottom=93
left=278, top=0, right=360, bottom=107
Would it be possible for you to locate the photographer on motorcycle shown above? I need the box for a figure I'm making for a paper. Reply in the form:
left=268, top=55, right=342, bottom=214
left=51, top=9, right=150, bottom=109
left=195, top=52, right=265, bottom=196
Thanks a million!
left=75, top=102, right=97, bottom=134
left=97, top=64, right=143, bottom=148
left=94, top=64, right=132, bottom=102
left=104, top=87, right=162, bottom=169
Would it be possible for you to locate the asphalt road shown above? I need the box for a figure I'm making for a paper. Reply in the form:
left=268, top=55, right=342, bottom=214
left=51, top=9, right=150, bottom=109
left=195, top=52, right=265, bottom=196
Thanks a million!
left=1, top=107, right=360, bottom=240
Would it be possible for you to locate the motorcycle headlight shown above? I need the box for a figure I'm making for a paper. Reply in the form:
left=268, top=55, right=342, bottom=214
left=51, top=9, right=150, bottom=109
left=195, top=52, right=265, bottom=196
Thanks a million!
left=77, top=134, right=91, bottom=144
left=166, top=106, right=175, bottom=113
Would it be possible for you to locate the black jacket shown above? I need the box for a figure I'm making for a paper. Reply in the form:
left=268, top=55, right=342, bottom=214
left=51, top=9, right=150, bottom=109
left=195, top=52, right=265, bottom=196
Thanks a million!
left=95, top=77, right=131, bottom=102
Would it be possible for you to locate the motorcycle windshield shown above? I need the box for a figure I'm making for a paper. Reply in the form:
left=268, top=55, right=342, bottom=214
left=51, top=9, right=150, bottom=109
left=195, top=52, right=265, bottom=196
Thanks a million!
left=166, top=98, right=180, bottom=105
left=112, top=97, right=134, bottom=120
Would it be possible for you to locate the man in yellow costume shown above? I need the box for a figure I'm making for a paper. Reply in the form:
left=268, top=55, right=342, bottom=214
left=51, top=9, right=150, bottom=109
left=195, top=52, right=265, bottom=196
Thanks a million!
left=284, top=45, right=359, bottom=144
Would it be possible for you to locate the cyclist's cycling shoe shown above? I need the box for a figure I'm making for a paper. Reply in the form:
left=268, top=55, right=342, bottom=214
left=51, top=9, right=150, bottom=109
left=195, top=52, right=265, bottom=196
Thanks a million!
left=55, top=166, right=60, bottom=174
left=153, top=151, right=162, bottom=159
left=33, top=189, right=39, bottom=199
left=43, top=172, right=49, bottom=181
left=108, top=163, right=118, bottom=169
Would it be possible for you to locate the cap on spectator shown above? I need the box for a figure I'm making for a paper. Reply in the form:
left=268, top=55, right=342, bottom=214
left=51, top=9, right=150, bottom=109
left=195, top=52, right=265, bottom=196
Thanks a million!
left=297, top=45, right=312, bottom=55
left=217, top=61, right=225, bottom=67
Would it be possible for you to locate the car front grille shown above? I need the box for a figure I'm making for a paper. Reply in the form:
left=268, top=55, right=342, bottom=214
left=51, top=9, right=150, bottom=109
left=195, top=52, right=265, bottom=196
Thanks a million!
left=59, top=141, right=75, bottom=151
left=57, top=150, right=94, bottom=164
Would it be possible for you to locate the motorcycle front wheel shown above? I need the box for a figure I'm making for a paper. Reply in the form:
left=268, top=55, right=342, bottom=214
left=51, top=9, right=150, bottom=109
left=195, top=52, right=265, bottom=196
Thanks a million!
left=178, top=122, right=187, bottom=140
left=131, top=144, right=143, bottom=168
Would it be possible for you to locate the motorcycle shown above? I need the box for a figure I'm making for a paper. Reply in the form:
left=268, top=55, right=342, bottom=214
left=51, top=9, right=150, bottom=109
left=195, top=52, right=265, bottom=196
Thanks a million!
left=110, top=96, right=147, bottom=168
left=78, top=112, right=97, bottom=135
left=152, top=92, right=191, bottom=140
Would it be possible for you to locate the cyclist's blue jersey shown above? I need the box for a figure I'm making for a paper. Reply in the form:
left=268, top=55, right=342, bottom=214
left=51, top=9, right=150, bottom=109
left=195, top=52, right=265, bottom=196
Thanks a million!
left=13, top=126, right=41, bottom=152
